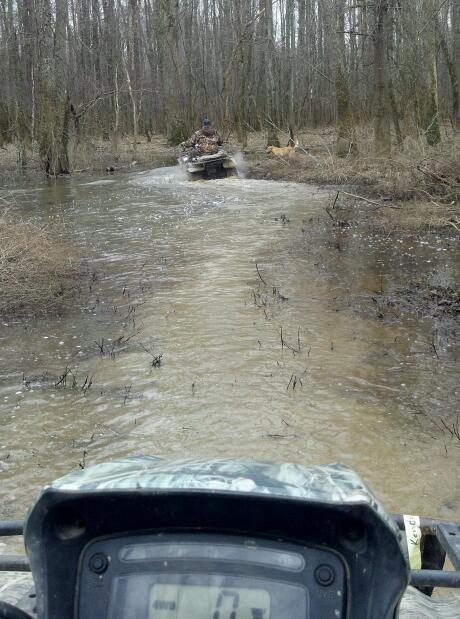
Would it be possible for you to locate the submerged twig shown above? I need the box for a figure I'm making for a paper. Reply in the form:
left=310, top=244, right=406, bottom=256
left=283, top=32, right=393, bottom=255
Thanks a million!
left=280, top=326, right=302, bottom=354
left=255, top=262, right=268, bottom=286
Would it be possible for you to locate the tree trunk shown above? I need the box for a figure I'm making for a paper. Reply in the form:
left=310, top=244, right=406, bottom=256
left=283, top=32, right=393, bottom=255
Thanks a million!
left=265, top=0, right=276, bottom=123
left=373, top=0, right=391, bottom=156
left=335, top=0, right=357, bottom=156
left=55, top=0, right=70, bottom=173
left=436, top=17, right=458, bottom=127
left=452, top=0, right=460, bottom=127
left=423, top=0, right=441, bottom=146
left=387, top=1, right=403, bottom=145
left=37, top=0, right=58, bottom=174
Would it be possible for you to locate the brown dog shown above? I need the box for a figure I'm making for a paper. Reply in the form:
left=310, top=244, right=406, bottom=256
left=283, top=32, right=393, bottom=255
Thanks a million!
left=266, top=140, right=299, bottom=158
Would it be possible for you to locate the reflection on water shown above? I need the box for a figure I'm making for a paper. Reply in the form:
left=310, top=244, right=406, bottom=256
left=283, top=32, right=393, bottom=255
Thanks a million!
left=0, top=169, right=459, bottom=521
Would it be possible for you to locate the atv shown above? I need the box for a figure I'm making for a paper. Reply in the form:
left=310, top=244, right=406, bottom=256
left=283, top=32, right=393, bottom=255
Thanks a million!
left=178, top=150, right=238, bottom=180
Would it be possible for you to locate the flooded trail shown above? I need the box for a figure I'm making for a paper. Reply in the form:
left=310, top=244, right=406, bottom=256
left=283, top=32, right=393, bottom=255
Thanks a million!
left=0, top=168, right=459, bottom=522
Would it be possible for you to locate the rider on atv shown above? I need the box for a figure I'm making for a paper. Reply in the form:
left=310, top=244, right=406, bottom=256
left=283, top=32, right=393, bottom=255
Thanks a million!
left=181, top=117, right=223, bottom=158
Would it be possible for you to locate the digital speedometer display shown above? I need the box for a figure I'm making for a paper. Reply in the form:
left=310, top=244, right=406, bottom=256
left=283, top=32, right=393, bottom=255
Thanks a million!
left=108, top=574, right=307, bottom=619
left=149, top=584, right=270, bottom=618
left=78, top=534, right=346, bottom=618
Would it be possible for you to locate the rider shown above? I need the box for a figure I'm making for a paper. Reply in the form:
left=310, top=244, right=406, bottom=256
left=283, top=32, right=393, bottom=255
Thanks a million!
left=181, top=117, right=223, bottom=158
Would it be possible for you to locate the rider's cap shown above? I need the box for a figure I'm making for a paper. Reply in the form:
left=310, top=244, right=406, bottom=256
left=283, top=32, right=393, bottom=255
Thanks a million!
left=203, top=117, right=211, bottom=126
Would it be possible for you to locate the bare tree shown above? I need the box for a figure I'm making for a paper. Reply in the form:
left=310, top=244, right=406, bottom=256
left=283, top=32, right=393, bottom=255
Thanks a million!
left=453, top=0, right=460, bottom=127
left=373, top=0, right=392, bottom=155
left=335, top=0, right=357, bottom=156
left=423, top=0, right=441, bottom=145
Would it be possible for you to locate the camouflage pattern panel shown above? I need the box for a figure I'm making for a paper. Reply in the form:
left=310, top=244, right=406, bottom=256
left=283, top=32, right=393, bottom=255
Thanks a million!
left=46, top=456, right=402, bottom=541
left=181, top=130, right=201, bottom=149
left=48, top=456, right=381, bottom=501
left=182, top=128, right=221, bottom=155
left=194, top=134, right=220, bottom=155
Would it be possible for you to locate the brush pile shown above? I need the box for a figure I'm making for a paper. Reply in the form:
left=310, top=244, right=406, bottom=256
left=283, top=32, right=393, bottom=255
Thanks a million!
left=0, top=213, right=80, bottom=315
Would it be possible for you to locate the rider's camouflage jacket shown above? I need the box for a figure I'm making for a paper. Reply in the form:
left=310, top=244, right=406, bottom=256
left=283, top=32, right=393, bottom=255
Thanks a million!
left=182, top=126, right=222, bottom=155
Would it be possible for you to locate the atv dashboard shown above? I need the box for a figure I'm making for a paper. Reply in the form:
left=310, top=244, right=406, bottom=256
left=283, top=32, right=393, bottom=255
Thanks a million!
left=20, top=459, right=414, bottom=618
left=78, top=533, right=345, bottom=618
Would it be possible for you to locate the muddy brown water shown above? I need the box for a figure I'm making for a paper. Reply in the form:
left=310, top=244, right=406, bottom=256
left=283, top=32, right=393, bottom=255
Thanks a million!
left=0, top=168, right=459, bottom=533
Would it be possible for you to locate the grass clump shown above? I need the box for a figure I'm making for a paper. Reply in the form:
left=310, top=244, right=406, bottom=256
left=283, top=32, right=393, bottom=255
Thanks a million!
left=0, top=213, right=80, bottom=316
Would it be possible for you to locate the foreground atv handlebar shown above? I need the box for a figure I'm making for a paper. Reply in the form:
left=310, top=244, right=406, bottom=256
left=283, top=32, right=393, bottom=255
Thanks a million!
left=2, top=515, right=459, bottom=590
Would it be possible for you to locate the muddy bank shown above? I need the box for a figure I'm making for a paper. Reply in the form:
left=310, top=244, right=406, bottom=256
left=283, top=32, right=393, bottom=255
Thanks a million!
left=298, top=187, right=460, bottom=323
left=245, top=125, right=459, bottom=190
left=247, top=159, right=459, bottom=231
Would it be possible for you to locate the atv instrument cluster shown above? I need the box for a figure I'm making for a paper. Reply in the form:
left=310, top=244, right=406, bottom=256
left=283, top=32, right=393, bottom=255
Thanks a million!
left=79, top=534, right=345, bottom=618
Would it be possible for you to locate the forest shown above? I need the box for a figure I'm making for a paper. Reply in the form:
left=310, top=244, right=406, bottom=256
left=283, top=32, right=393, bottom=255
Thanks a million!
left=0, top=0, right=459, bottom=174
